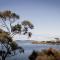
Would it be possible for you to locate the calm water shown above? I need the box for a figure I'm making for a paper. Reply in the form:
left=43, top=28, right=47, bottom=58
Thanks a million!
left=6, top=42, right=60, bottom=60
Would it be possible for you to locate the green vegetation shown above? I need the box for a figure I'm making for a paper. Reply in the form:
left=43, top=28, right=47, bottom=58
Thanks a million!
left=29, top=48, right=60, bottom=60
left=0, top=10, right=34, bottom=60
left=0, top=10, right=34, bottom=38
left=0, top=29, right=24, bottom=60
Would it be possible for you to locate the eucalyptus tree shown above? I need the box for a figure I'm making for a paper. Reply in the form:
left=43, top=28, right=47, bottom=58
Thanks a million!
left=0, top=10, right=34, bottom=38
left=0, top=29, right=24, bottom=60
left=0, top=10, right=19, bottom=33
left=22, top=20, right=34, bottom=37
left=0, top=10, right=34, bottom=60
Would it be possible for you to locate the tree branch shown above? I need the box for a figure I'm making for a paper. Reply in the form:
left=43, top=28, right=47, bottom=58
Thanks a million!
left=2, top=19, right=10, bottom=33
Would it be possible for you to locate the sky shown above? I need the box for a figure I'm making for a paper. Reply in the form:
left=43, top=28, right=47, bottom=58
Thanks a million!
left=0, top=0, right=60, bottom=41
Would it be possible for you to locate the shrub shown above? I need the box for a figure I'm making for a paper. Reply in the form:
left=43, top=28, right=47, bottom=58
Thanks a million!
left=29, top=48, right=60, bottom=60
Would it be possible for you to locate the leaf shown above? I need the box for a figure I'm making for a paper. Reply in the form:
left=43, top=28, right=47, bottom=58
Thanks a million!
left=0, top=29, right=12, bottom=43
left=11, top=24, right=22, bottom=33
left=22, top=20, right=34, bottom=29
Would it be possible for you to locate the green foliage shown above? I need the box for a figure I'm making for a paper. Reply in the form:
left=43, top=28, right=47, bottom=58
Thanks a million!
left=11, top=24, right=22, bottom=33
left=21, top=20, right=34, bottom=37
left=0, top=29, right=12, bottom=43
left=11, top=13, right=19, bottom=19
left=22, top=20, right=34, bottom=29
left=28, top=32, right=32, bottom=38
left=10, top=41, right=18, bottom=50
left=0, top=10, right=20, bottom=20
left=0, top=10, right=34, bottom=60
left=0, top=10, right=34, bottom=38
left=0, top=29, right=24, bottom=60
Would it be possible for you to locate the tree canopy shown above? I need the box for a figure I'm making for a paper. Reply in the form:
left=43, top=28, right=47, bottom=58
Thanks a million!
left=0, top=10, right=34, bottom=60
left=0, top=10, right=34, bottom=38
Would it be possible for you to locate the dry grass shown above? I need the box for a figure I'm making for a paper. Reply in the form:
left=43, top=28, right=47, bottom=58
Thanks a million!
left=29, top=48, right=60, bottom=60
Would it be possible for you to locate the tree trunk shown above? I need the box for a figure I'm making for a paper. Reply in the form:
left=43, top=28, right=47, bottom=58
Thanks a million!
left=2, top=56, right=5, bottom=60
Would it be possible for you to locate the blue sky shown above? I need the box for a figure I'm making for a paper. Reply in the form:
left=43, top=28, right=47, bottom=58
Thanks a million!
left=0, top=0, right=60, bottom=41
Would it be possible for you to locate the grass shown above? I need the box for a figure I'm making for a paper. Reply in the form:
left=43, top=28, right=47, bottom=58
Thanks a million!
left=29, top=48, right=60, bottom=60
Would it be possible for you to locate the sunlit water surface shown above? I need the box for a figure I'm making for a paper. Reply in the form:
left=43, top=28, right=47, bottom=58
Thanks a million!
left=6, top=41, right=60, bottom=60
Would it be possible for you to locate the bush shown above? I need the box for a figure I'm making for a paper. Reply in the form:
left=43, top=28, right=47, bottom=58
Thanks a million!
left=29, top=48, right=60, bottom=60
